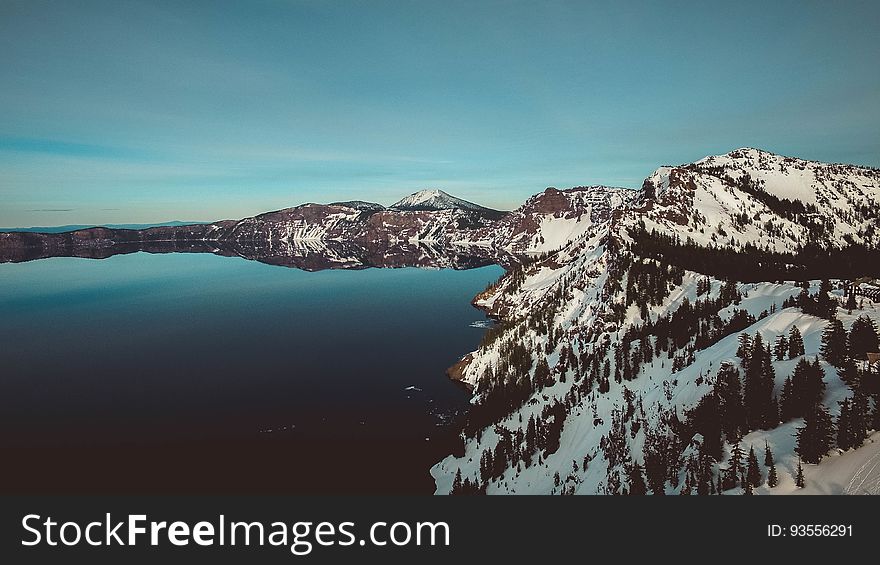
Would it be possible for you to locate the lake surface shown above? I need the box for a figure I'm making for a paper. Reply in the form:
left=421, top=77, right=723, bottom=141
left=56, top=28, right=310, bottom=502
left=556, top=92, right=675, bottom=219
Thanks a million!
left=0, top=252, right=502, bottom=493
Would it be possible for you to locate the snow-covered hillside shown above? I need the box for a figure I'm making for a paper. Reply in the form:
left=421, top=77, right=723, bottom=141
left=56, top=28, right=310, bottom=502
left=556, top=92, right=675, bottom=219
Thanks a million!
left=457, top=186, right=635, bottom=254
left=634, top=148, right=880, bottom=254
left=433, top=149, right=880, bottom=495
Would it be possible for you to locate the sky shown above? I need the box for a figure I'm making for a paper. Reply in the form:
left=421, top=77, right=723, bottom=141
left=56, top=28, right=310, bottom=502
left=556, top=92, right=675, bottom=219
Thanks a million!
left=1, top=0, right=879, bottom=228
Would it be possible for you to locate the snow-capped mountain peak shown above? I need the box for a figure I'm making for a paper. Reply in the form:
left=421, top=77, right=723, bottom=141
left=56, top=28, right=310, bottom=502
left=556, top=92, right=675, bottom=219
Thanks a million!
left=634, top=148, right=880, bottom=254
left=390, top=189, right=502, bottom=216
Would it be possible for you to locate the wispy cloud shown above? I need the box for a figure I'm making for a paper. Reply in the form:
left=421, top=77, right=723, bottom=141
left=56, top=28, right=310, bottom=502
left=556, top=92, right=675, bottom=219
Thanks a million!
left=0, top=137, right=146, bottom=160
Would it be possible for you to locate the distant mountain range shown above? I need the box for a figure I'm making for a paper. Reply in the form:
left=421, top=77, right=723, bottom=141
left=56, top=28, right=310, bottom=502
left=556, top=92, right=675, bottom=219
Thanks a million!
left=0, top=188, right=520, bottom=264
left=0, top=220, right=207, bottom=234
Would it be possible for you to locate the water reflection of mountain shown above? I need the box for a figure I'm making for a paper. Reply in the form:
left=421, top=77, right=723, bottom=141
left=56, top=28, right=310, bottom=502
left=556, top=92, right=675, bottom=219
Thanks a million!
left=0, top=234, right=509, bottom=272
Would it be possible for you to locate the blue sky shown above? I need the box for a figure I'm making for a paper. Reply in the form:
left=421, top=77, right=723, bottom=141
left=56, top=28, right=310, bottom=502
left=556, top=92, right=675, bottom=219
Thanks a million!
left=1, top=0, right=879, bottom=227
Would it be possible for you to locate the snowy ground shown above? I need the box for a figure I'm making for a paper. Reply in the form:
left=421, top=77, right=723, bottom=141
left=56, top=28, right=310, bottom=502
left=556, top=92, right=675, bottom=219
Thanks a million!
left=434, top=272, right=880, bottom=495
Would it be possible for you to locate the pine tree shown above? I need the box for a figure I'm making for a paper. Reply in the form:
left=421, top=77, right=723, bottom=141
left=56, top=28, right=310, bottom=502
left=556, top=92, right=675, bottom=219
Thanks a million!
left=765, top=441, right=778, bottom=488
left=846, top=290, right=857, bottom=312
left=767, top=395, right=780, bottom=428
left=806, top=358, right=826, bottom=409
left=788, top=357, right=826, bottom=418
left=744, top=334, right=774, bottom=430
left=743, top=333, right=762, bottom=429
left=627, top=462, right=647, bottom=495
left=479, top=449, right=494, bottom=484
left=816, top=279, right=836, bottom=319
left=780, top=376, right=796, bottom=421
left=848, top=315, right=879, bottom=361
left=746, top=445, right=761, bottom=488
left=731, top=442, right=744, bottom=472
left=525, top=415, right=537, bottom=461
left=534, top=358, right=551, bottom=387
left=840, top=357, right=860, bottom=385
left=797, top=286, right=811, bottom=311
left=743, top=478, right=753, bottom=495
left=788, top=326, right=805, bottom=358
left=737, top=333, right=753, bottom=364
left=796, top=404, right=834, bottom=464
left=774, top=334, right=788, bottom=361
left=717, top=363, right=745, bottom=442
left=837, top=393, right=868, bottom=451
left=767, top=463, right=778, bottom=488
left=850, top=390, right=869, bottom=448
left=761, top=344, right=777, bottom=428
left=837, top=398, right=852, bottom=450
left=722, top=442, right=744, bottom=490
left=821, top=318, right=848, bottom=368
left=795, top=459, right=805, bottom=488
left=451, top=469, right=463, bottom=494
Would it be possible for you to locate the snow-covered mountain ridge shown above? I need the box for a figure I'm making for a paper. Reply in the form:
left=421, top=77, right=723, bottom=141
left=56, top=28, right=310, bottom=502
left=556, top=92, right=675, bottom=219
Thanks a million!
left=634, top=148, right=879, bottom=254
left=432, top=148, right=880, bottom=495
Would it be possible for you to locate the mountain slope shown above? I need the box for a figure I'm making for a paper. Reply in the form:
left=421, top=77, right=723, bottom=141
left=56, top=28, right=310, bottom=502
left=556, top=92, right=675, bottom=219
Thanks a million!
left=433, top=149, right=880, bottom=495
left=390, top=189, right=507, bottom=220
left=456, top=186, right=635, bottom=253
left=634, top=148, right=880, bottom=253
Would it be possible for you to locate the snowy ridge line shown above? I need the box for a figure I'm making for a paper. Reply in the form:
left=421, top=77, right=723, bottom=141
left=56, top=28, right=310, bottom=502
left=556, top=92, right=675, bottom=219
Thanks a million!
left=432, top=149, right=880, bottom=495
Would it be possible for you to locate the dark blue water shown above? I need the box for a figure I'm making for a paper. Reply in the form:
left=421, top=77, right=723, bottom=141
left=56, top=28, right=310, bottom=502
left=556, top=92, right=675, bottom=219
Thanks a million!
left=0, top=252, right=502, bottom=493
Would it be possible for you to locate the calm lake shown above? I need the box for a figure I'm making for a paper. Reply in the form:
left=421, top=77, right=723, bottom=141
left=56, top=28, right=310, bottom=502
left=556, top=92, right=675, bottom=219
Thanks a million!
left=0, top=252, right=502, bottom=493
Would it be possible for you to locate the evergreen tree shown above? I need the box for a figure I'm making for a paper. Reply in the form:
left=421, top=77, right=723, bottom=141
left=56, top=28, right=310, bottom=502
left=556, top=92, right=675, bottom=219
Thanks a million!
left=787, top=357, right=826, bottom=418
left=716, top=363, right=745, bottom=442
left=768, top=395, right=780, bottom=428
left=746, top=445, right=761, bottom=488
left=761, top=344, right=777, bottom=428
left=837, top=398, right=852, bottom=450
left=839, top=357, right=860, bottom=385
left=627, top=462, right=648, bottom=495
left=737, top=333, right=753, bottom=363
left=743, top=479, right=753, bottom=495
left=534, top=358, right=551, bottom=387
left=795, top=459, right=805, bottom=488
left=722, top=443, right=744, bottom=490
left=848, top=315, right=879, bottom=361
left=744, top=334, right=774, bottom=430
left=838, top=393, right=869, bottom=450
left=846, top=289, right=857, bottom=312
left=451, top=469, right=463, bottom=494
left=774, top=334, right=788, bottom=361
left=525, top=415, right=537, bottom=461
left=796, top=404, right=834, bottom=464
left=850, top=390, right=869, bottom=448
left=816, top=279, right=836, bottom=319
left=806, top=358, right=826, bottom=408
left=788, top=326, right=805, bottom=358
left=765, top=441, right=778, bottom=488
left=821, top=318, right=848, bottom=368
left=780, top=376, right=796, bottom=421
